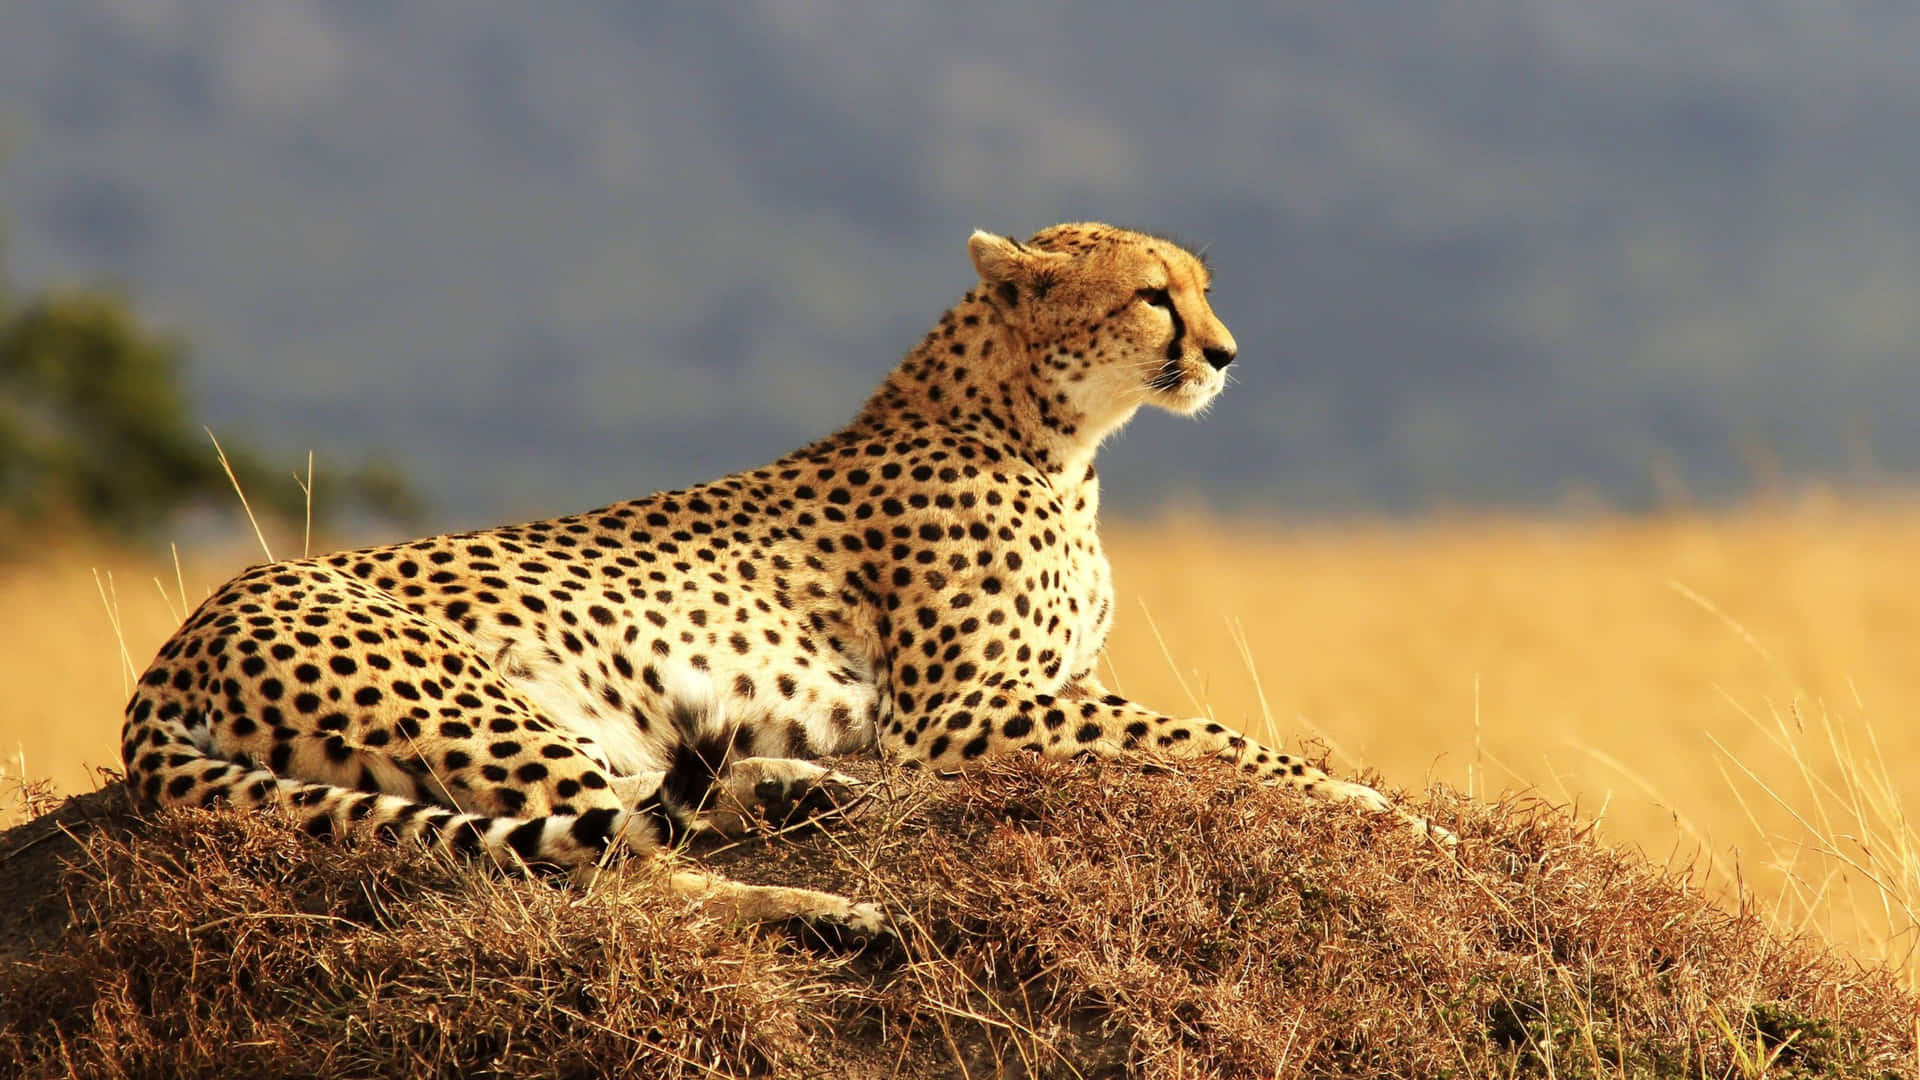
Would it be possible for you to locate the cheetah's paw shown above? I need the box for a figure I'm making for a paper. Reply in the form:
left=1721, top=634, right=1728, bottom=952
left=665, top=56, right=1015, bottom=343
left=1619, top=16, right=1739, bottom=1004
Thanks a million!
left=1313, top=777, right=1457, bottom=846
left=695, top=757, right=865, bottom=838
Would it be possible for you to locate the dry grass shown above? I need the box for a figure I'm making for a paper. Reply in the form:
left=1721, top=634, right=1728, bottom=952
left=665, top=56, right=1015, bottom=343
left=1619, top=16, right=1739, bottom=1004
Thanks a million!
left=1098, top=495, right=1920, bottom=983
left=2, top=759, right=1913, bottom=1078
left=3, top=493, right=1919, bottom=988
left=0, top=536, right=257, bottom=803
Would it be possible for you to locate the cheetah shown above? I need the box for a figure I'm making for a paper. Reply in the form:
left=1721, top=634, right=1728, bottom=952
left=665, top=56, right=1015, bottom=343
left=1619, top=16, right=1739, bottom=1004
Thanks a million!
left=123, top=223, right=1444, bottom=936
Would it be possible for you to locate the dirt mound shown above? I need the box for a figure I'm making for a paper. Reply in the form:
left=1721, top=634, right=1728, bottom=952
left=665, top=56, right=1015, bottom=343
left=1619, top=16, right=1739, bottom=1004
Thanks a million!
left=2, top=758, right=1913, bottom=1078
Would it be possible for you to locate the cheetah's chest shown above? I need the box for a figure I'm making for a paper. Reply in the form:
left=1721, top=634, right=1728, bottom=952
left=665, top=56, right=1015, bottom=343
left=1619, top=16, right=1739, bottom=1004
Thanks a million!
left=1046, top=512, right=1115, bottom=690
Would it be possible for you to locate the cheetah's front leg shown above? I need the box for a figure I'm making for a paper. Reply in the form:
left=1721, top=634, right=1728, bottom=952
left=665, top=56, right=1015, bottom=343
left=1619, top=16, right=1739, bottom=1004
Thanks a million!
left=884, top=678, right=1451, bottom=843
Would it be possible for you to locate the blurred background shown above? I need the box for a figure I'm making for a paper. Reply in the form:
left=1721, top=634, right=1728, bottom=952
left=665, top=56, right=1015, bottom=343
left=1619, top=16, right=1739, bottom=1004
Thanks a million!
left=4, top=2, right=1919, bottom=523
left=5, top=2, right=1920, bottom=977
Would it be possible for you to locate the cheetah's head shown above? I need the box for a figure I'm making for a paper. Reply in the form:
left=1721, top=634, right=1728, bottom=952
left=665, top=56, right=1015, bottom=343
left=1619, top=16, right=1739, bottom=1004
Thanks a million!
left=968, top=223, right=1237, bottom=425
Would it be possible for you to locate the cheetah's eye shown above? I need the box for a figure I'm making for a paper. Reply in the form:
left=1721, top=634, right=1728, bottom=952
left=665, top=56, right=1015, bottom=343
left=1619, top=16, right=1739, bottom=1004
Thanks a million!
left=1136, top=287, right=1172, bottom=310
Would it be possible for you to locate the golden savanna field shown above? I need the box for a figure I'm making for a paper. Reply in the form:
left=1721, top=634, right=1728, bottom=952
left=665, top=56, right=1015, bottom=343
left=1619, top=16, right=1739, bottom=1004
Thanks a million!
left=5, top=494, right=1918, bottom=983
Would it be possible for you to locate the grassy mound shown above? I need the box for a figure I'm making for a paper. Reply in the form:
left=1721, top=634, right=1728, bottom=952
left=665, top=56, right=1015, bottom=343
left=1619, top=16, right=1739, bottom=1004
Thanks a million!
left=1, top=758, right=1912, bottom=1078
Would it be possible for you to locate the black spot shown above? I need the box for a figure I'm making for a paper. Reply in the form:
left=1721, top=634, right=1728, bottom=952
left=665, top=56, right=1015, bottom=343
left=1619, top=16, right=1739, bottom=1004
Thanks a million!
left=569, top=807, right=621, bottom=851
left=507, top=819, right=547, bottom=860
left=446, top=818, right=488, bottom=858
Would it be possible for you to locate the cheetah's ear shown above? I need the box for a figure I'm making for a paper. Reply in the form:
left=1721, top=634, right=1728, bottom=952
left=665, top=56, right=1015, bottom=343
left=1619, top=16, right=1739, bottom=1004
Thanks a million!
left=967, top=230, right=1029, bottom=286
left=968, top=230, right=1071, bottom=305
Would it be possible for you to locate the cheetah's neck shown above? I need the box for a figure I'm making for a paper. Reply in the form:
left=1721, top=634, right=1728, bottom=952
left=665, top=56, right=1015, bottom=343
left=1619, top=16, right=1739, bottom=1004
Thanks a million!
left=849, top=291, right=1133, bottom=480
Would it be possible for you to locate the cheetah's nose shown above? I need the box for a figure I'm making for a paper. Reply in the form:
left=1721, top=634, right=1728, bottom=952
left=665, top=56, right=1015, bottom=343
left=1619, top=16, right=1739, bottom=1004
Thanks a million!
left=1202, top=345, right=1236, bottom=370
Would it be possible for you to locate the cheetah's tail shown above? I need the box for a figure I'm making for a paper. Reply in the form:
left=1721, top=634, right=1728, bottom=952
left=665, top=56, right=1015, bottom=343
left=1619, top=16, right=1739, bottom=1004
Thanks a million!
left=121, top=706, right=661, bottom=870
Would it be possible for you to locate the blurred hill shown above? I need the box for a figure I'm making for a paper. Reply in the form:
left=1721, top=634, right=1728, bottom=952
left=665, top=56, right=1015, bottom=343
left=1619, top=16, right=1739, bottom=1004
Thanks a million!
left=3, top=2, right=1918, bottom=524
left=0, top=283, right=419, bottom=541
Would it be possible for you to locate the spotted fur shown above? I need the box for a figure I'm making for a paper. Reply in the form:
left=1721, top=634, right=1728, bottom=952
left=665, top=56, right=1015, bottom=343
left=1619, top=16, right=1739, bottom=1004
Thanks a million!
left=122, top=224, right=1443, bottom=927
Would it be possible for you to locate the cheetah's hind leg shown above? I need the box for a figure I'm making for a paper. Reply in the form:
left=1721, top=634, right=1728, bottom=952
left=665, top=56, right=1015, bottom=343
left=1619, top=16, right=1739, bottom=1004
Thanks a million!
left=688, top=757, right=867, bottom=839
left=583, top=768, right=890, bottom=952
left=668, top=870, right=895, bottom=954
left=565, top=862, right=895, bottom=954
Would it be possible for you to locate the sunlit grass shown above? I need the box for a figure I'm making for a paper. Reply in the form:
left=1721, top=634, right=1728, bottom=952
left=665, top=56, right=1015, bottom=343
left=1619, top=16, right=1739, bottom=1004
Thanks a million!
left=4, top=491, right=1919, bottom=988
left=1097, top=495, right=1920, bottom=984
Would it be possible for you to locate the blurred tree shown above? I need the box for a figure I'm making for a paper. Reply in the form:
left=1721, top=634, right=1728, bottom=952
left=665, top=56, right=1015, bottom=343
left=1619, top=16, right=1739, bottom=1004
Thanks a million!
left=0, top=277, right=421, bottom=541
